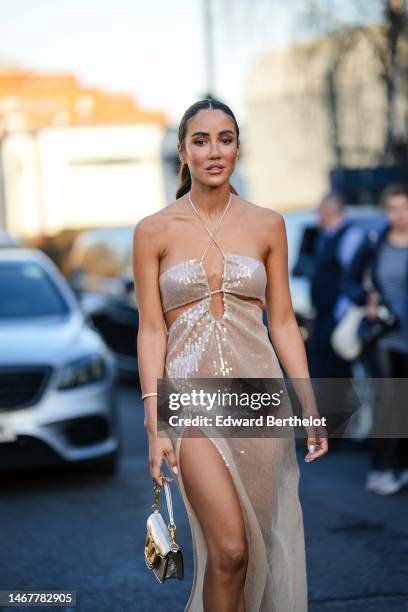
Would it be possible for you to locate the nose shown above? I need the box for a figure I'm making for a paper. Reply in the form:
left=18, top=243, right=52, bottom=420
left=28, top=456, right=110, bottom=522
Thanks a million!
left=208, top=140, right=221, bottom=159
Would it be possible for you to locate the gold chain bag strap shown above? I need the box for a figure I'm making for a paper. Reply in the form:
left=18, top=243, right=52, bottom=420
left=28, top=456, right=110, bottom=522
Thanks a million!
left=144, top=476, right=184, bottom=583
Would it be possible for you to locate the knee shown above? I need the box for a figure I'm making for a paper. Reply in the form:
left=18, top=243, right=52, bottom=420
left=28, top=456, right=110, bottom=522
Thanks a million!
left=210, top=539, right=248, bottom=574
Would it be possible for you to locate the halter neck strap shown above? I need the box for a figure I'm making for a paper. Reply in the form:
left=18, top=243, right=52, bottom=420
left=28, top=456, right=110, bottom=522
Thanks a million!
left=188, top=192, right=232, bottom=262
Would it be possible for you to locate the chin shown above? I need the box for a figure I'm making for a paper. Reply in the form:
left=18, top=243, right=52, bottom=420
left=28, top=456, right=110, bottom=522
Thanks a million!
left=201, top=174, right=231, bottom=189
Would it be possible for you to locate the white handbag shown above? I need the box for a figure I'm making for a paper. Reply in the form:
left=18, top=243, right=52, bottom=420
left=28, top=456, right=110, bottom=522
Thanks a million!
left=330, top=305, right=366, bottom=361
left=144, top=477, right=184, bottom=583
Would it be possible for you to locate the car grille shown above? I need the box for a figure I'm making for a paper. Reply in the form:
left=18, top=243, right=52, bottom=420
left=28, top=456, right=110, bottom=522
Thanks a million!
left=0, top=366, right=52, bottom=411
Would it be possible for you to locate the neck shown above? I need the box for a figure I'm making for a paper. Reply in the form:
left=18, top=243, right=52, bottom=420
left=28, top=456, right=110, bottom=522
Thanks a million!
left=389, top=226, right=408, bottom=242
left=325, top=215, right=344, bottom=231
left=189, top=183, right=232, bottom=218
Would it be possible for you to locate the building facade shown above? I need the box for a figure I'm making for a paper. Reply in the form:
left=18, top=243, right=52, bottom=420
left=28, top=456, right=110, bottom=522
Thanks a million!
left=245, top=24, right=408, bottom=210
left=0, top=61, right=170, bottom=237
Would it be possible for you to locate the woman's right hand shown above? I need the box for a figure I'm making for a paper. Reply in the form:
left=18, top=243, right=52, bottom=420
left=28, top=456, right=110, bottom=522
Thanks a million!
left=148, top=434, right=179, bottom=486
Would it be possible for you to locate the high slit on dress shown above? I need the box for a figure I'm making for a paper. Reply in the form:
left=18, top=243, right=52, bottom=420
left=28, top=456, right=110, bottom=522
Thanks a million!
left=158, top=195, right=308, bottom=612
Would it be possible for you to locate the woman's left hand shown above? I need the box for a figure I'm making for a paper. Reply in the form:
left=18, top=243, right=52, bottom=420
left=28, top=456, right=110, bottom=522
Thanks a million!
left=305, top=436, right=328, bottom=462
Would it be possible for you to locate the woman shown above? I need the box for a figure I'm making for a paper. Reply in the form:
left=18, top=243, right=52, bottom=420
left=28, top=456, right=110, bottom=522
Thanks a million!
left=133, top=99, right=328, bottom=612
left=344, top=183, right=408, bottom=495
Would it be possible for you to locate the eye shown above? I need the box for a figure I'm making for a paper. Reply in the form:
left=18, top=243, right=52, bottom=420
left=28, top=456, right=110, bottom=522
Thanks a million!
left=221, top=138, right=233, bottom=144
left=194, top=138, right=206, bottom=145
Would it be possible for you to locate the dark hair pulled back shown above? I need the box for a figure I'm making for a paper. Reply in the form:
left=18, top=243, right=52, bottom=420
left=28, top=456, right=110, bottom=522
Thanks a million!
left=176, top=98, right=240, bottom=199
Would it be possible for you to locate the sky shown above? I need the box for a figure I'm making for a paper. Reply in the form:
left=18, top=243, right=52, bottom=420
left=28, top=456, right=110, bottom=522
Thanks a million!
left=0, top=0, right=384, bottom=125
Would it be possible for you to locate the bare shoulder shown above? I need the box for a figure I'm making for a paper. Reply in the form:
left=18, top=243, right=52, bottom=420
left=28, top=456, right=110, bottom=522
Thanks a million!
left=133, top=202, right=175, bottom=236
left=133, top=199, right=184, bottom=251
left=236, top=196, right=285, bottom=233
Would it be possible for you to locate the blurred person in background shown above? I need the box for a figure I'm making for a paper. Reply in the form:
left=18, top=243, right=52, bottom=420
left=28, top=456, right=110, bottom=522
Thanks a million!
left=344, top=183, right=408, bottom=495
left=307, top=191, right=366, bottom=378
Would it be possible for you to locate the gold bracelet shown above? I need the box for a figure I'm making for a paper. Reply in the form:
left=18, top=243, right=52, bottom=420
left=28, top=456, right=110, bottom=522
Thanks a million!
left=141, top=392, right=158, bottom=401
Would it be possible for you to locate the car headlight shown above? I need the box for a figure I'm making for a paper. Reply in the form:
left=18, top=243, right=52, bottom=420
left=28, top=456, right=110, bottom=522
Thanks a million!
left=57, top=354, right=107, bottom=390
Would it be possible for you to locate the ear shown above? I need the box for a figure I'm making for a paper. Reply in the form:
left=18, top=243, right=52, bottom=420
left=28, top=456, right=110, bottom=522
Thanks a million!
left=177, top=143, right=185, bottom=164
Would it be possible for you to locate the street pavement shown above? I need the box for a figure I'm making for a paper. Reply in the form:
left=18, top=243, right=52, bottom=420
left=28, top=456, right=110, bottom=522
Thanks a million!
left=0, top=382, right=407, bottom=612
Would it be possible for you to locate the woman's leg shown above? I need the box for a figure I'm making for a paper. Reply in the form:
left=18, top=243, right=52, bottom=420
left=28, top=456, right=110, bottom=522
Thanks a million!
left=179, top=431, right=248, bottom=612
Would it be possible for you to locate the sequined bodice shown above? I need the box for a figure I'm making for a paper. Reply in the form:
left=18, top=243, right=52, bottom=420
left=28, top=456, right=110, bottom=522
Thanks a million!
left=159, top=254, right=267, bottom=314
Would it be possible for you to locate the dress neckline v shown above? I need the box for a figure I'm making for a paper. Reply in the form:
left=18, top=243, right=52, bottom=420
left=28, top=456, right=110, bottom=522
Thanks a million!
left=159, top=193, right=266, bottom=289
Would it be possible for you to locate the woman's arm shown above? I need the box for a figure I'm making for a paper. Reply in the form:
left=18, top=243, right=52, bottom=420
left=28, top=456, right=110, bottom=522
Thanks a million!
left=132, top=216, right=178, bottom=483
left=265, top=213, right=309, bottom=378
left=264, top=212, right=328, bottom=461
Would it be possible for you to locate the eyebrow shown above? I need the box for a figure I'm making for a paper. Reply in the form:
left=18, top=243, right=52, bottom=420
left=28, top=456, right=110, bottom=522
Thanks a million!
left=190, top=130, right=235, bottom=137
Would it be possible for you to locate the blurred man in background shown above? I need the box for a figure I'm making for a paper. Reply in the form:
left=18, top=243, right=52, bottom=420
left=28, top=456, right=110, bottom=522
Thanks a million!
left=307, top=191, right=366, bottom=378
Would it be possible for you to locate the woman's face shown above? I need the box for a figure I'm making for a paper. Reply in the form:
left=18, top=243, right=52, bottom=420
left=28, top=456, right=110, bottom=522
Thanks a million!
left=179, top=109, right=239, bottom=189
left=385, top=193, right=408, bottom=231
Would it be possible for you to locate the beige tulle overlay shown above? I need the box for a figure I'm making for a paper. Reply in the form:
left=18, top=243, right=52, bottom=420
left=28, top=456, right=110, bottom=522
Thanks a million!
left=158, top=197, right=308, bottom=611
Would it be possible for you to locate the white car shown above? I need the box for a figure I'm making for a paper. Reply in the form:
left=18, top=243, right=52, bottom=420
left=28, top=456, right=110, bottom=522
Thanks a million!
left=0, top=248, right=121, bottom=473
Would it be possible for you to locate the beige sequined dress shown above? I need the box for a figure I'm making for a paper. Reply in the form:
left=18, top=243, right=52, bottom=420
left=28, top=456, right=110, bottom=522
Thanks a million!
left=158, top=196, right=308, bottom=612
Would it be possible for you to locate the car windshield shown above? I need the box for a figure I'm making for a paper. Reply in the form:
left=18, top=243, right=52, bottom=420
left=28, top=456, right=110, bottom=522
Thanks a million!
left=0, top=261, right=70, bottom=318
